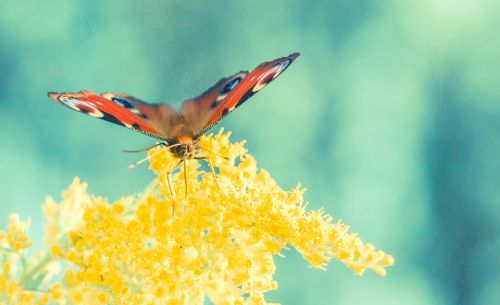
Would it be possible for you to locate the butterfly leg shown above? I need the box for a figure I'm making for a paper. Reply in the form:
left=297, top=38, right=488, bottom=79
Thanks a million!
left=166, top=171, right=175, bottom=215
left=183, top=159, right=188, bottom=198
left=166, top=159, right=183, bottom=215
left=195, top=156, right=221, bottom=191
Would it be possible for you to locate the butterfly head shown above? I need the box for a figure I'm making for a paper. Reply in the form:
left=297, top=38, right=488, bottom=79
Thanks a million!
left=169, top=136, right=201, bottom=160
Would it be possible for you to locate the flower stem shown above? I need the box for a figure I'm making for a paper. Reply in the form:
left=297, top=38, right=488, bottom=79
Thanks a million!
left=19, top=253, right=52, bottom=288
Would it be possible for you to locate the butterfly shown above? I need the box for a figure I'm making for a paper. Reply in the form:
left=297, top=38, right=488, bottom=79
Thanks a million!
left=49, top=53, right=299, bottom=209
left=48, top=52, right=299, bottom=164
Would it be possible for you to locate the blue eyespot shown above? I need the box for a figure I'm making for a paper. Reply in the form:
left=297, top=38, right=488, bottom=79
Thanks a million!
left=112, top=97, right=133, bottom=108
left=220, top=77, right=241, bottom=95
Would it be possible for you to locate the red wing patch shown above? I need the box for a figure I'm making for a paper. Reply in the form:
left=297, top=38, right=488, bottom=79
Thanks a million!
left=48, top=91, right=168, bottom=140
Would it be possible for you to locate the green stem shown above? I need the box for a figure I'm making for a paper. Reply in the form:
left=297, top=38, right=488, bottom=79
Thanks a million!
left=18, top=253, right=52, bottom=287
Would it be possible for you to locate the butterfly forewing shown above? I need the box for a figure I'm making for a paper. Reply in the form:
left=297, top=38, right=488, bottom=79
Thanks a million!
left=188, top=52, right=300, bottom=137
left=48, top=91, right=173, bottom=141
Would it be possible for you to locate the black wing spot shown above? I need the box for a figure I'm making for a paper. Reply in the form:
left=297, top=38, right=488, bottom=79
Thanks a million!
left=235, top=90, right=255, bottom=109
left=210, top=101, right=219, bottom=109
left=102, top=112, right=126, bottom=127
left=132, top=123, right=140, bottom=129
left=222, top=108, right=229, bottom=117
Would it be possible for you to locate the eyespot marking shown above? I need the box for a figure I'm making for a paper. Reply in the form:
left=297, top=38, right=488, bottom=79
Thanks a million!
left=220, top=77, right=241, bottom=95
left=59, top=96, right=104, bottom=118
left=111, top=97, right=148, bottom=119
left=112, top=97, right=134, bottom=108
left=253, top=59, right=292, bottom=93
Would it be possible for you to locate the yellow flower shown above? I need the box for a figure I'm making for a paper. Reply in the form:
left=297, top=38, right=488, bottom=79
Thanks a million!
left=4, top=214, right=32, bottom=251
left=63, top=129, right=393, bottom=304
left=42, top=177, right=91, bottom=246
left=0, top=129, right=393, bottom=305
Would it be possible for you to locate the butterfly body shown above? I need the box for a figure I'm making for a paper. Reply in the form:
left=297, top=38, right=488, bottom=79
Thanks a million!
left=48, top=52, right=300, bottom=161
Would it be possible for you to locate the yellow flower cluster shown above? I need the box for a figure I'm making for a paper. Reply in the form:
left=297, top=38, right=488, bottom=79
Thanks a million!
left=0, top=129, right=393, bottom=305
left=0, top=215, right=50, bottom=304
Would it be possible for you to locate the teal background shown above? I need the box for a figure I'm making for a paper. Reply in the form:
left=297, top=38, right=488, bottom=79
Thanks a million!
left=1, top=0, right=500, bottom=304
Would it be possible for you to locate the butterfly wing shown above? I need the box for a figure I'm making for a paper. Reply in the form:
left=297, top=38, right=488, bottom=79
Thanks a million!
left=180, top=71, right=249, bottom=136
left=181, top=52, right=300, bottom=138
left=49, top=53, right=299, bottom=142
left=48, top=90, right=176, bottom=142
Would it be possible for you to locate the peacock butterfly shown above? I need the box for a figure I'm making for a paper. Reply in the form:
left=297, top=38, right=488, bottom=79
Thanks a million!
left=48, top=52, right=300, bottom=161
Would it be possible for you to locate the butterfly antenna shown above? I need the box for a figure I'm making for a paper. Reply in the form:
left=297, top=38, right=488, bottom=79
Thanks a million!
left=128, top=143, right=183, bottom=169
left=199, top=146, right=230, bottom=160
left=122, top=142, right=164, bottom=153
left=128, top=151, right=160, bottom=169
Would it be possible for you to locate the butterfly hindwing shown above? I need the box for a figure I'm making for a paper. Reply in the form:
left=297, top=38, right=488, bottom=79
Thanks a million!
left=48, top=91, right=172, bottom=141
left=187, top=52, right=300, bottom=137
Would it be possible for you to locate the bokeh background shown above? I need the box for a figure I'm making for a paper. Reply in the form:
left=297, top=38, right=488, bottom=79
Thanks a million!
left=1, top=0, right=499, bottom=304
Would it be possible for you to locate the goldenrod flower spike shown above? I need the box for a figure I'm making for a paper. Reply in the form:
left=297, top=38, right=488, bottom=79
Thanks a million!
left=0, top=129, right=393, bottom=305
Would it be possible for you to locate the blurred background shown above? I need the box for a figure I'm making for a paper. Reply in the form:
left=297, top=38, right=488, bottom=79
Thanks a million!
left=1, top=0, right=499, bottom=304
